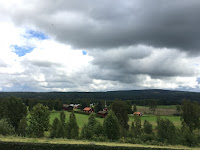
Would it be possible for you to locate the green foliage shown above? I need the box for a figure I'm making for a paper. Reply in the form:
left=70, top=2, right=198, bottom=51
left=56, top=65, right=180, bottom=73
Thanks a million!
left=181, top=100, right=200, bottom=131
left=88, top=113, right=97, bottom=129
left=17, top=117, right=28, bottom=137
left=80, top=124, right=93, bottom=139
left=176, top=104, right=181, bottom=115
left=56, top=121, right=65, bottom=138
left=80, top=100, right=89, bottom=110
left=103, top=110, right=120, bottom=141
left=0, top=97, right=27, bottom=130
left=50, top=117, right=60, bottom=138
left=28, top=104, right=50, bottom=137
left=125, top=101, right=133, bottom=114
left=180, top=123, right=198, bottom=147
left=80, top=113, right=104, bottom=140
left=0, top=119, right=15, bottom=135
left=129, top=116, right=142, bottom=138
left=140, top=133, right=155, bottom=142
left=133, top=103, right=137, bottom=113
left=94, top=101, right=103, bottom=113
left=54, top=99, right=63, bottom=111
left=111, top=100, right=129, bottom=130
left=143, top=120, right=152, bottom=134
left=156, top=118, right=177, bottom=144
left=66, top=112, right=79, bottom=139
left=93, top=121, right=104, bottom=137
left=148, top=100, right=157, bottom=114
left=60, top=110, right=66, bottom=126
left=47, top=100, right=55, bottom=111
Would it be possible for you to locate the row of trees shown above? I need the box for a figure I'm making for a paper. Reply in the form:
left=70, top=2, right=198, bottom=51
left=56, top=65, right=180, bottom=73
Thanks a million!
left=0, top=97, right=200, bottom=147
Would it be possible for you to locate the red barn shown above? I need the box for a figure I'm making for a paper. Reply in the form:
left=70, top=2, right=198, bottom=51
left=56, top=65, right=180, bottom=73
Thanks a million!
left=97, top=110, right=108, bottom=118
left=133, top=112, right=143, bottom=116
left=83, top=107, right=94, bottom=113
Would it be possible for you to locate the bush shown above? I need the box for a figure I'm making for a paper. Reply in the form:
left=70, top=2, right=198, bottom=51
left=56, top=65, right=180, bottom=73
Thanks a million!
left=140, top=133, right=155, bottom=142
left=81, top=124, right=93, bottom=139
left=143, top=120, right=152, bottom=134
left=92, top=135, right=108, bottom=142
left=17, top=117, right=28, bottom=137
left=180, top=124, right=198, bottom=147
left=0, top=119, right=15, bottom=136
left=156, top=118, right=177, bottom=144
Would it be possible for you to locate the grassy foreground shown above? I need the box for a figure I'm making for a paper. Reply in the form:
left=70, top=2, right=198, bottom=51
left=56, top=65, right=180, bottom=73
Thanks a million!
left=0, top=135, right=196, bottom=150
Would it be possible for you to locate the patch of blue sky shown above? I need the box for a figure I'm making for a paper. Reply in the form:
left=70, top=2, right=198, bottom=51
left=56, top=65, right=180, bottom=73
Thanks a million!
left=10, top=45, right=34, bottom=57
left=197, top=77, right=200, bottom=84
left=82, top=50, right=87, bottom=55
left=24, top=29, right=48, bottom=40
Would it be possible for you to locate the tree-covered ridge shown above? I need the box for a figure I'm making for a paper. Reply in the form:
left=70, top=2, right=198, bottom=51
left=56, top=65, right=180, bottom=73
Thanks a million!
left=0, top=89, right=200, bottom=104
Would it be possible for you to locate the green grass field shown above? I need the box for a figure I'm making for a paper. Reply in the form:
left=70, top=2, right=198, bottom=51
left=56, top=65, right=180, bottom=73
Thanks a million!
left=50, top=110, right=182, bottom=129
left=50, top=111, right=104, bottom=129
left=129, top=115, right=181, bottom=127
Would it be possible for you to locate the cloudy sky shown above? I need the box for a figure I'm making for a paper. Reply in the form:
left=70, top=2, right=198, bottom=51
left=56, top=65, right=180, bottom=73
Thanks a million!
left=0, top=0, right=200, bottom=92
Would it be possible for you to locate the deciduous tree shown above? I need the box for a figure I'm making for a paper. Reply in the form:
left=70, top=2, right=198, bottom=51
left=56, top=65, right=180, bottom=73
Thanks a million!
left=2, top=97, right=27, bottom=130
left=181, top=100, right=200, bottom=131
left=28, top=104, right=50, bottom=137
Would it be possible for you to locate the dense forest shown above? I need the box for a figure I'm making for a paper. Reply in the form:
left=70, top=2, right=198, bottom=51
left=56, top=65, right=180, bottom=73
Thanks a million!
left=0, top=89, right=200, bottom=105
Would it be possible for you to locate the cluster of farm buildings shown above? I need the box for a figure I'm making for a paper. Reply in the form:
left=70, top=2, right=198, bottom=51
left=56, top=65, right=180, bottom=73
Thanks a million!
left=63, top=103, right=142, bottom=118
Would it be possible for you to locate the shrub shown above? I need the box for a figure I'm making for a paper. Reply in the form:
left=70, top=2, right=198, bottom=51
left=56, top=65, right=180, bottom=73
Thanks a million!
left=17, top=117, right=28, bottom=137
left=140, top=133, right=155, bottom=142
left=0, top=119, right=15, bottom=135
left=156, top=118, right=177, bottom=144
left=143, top=120, right=152, bottom=134
left=80, top=124, right=93, bottom=139
left=180, top=123, right=198, bottom=147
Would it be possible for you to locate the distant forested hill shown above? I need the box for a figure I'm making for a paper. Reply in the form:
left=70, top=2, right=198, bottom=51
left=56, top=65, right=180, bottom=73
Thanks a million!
left=0, top=89, right=199, bottom=104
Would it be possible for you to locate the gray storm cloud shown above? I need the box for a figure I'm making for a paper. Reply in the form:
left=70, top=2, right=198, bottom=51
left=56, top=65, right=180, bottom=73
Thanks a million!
left=8, top=0, right=200, bottom=53
left=0, top=0, right=200, bottom=92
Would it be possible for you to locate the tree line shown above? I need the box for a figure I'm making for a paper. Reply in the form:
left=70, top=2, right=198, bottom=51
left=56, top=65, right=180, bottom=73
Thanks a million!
left=0, top=97, right=200, bottom=147
left=1, top=89, right=200, bottom=104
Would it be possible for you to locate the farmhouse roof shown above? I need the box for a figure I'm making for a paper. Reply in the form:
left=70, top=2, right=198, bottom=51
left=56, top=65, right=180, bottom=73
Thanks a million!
left=133, top=112, right=141, bottom=114
left=83, top=107, right=92, bottom=111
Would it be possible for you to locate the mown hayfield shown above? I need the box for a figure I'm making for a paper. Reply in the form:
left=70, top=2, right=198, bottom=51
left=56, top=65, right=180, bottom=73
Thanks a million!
left=0, top=135, right=197, bottom=150
left=137, top=105, right=177, bottom=116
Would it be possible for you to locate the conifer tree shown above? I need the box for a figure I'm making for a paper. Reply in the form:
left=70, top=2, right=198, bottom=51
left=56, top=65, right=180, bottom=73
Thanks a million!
left=111, top=100, right=129, bottom=130
left=143, top=120, right=152, bottom=134
left=103, top=110, right=120, bottom=141
left=66, top=112, right=79, bottom=139
left=133, top=103, right=137, bottom=113
left=50, top=117, right=59, bottom=138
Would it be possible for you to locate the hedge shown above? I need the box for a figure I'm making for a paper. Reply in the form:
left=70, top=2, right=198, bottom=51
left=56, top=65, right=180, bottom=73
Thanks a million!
left=0, top=141, right=185, bottom=150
